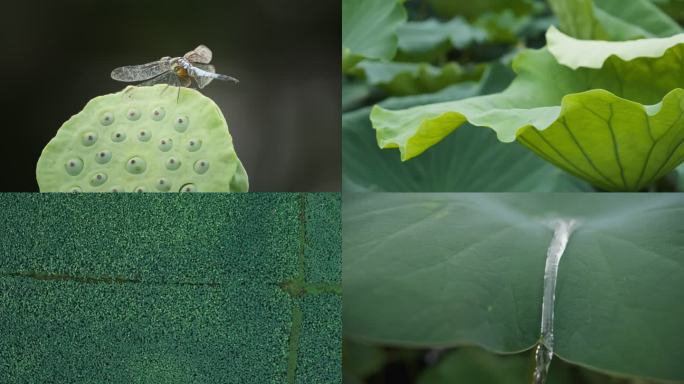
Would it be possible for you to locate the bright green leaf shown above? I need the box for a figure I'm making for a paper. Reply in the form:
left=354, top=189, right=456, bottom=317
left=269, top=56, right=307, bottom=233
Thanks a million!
left=343, top=65, right=591, bottom=192
left=342, top=0, right=407, bottom=72
left=371, top=27, right=684, bottom=191
left=343, top=193, right=684, bottom=382
left=549, top=0, right=681, bottom=40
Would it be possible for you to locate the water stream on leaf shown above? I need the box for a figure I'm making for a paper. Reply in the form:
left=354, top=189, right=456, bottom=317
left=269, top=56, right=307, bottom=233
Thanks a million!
left=533, top=218, right=578, bottom=384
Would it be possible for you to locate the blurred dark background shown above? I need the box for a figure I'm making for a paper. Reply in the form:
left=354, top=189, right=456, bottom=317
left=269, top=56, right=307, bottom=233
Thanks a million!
left=0, top=0, right=340, bottom=191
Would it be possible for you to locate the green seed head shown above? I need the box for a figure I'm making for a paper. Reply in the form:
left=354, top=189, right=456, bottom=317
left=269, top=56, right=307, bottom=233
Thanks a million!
left=36, top=85, right=249, bottom=192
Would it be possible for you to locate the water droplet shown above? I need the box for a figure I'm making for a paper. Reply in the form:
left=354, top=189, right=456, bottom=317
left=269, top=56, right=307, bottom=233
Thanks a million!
left=65, top=158, right=84, bottom=176
left=95, top=150, right=112, bottom=164
left=82, top=132, right=98, bottom=146
left=126, top=156, right=147, bottom=174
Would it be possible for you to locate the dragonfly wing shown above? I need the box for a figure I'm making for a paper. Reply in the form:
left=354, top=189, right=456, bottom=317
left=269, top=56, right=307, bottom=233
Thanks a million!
left=139, top=71, right=177, bottom=86
left=184, top=45, right=212, bottom=64
left=111, top=60, right=172, bottom=82
left=193, top=64, right=215, bottom=89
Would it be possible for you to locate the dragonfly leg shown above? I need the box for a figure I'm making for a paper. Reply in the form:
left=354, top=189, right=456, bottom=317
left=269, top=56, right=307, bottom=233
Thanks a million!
left=122, top=86, right=136, bottom=99
left=160, top=83, right=171, bottom=95
left=176, top=86, right=181, bottom=104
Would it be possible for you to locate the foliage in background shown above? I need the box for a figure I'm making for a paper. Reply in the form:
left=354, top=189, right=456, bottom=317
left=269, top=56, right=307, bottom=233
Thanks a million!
left=342, top=0, right=684, bottom=192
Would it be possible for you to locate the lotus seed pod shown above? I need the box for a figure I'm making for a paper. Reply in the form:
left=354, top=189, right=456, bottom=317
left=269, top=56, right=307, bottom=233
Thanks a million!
left=36, top=85, right=249, bottom=192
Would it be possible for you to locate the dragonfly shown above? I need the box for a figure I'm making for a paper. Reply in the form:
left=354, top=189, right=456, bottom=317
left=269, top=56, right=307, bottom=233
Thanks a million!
left=110, top=45, right=238, bottom=100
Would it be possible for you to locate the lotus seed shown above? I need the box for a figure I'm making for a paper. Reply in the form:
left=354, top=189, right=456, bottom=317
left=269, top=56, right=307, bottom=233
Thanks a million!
left=138, top=129, right=151, bottom=142
left=65, top=158, right=84, bottom=176
left=95, top=150, right=112, bottom=164
left=82, top=132, right=98, bottom=146
left=174, top=115, right=190, bottom=132
left=151, top=107, right=166, bottom=121
left=68, top=186, right=82, bottom=193
left=111, top=131, right=126, bottom=142
left=127, top=108, right=141, bottom=121
left=194, top=160, right=209, bottom=174
left=100, top=112, right=114, bottom=126
left=156, top=178, right=171, bottom=191
left=126, top=157, right=147, bottom=174
left=186, top=139, right=202, bottom=152
left=89, top=172, right=108, bottom=187
left=134, top=186, right=146, bottom=192
left=165, top=157, right=181, bottom=170
left=158, top=138, right=173, bottom=152
left=110, top=185, right=124, bottom=192
left=180, top=183, right=197, bottom=192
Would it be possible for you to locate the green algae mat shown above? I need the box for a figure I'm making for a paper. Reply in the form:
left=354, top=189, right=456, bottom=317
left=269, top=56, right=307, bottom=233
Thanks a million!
left=0, top=193, right=341, bottom=384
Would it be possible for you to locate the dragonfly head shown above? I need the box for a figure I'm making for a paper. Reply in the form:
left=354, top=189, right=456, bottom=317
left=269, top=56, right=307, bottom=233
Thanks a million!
left=171, top=60, right=189, bottom=79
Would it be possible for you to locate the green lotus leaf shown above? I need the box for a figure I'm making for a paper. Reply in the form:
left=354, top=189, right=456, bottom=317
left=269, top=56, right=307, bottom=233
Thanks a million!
left=547, top=24, right=684, bottom=69
left=395, top=18, right=487, bottom=62
left=426, top=0, right=535, bottom=20
left=549, top=0, right=682, bottom=40
left=343, top=193, right=684, bottom=382
left=342, top=0, right=407, bottom=72
left=353, top=61, right=483, bottom=96
left=371, top=27, right=684, bottom=191
left=651, top=0, right=684, bottom=25
left=473, top=9, right=533, bottom=43
left=343, top=65, right=591, bottom=192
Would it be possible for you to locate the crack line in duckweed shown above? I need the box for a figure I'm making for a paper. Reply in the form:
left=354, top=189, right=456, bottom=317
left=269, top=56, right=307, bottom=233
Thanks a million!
left=533, top=218, right=579, bottom=384
left=1, top=272, right=220, bottom=287
left=285, top=193, right=308, bottom=384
